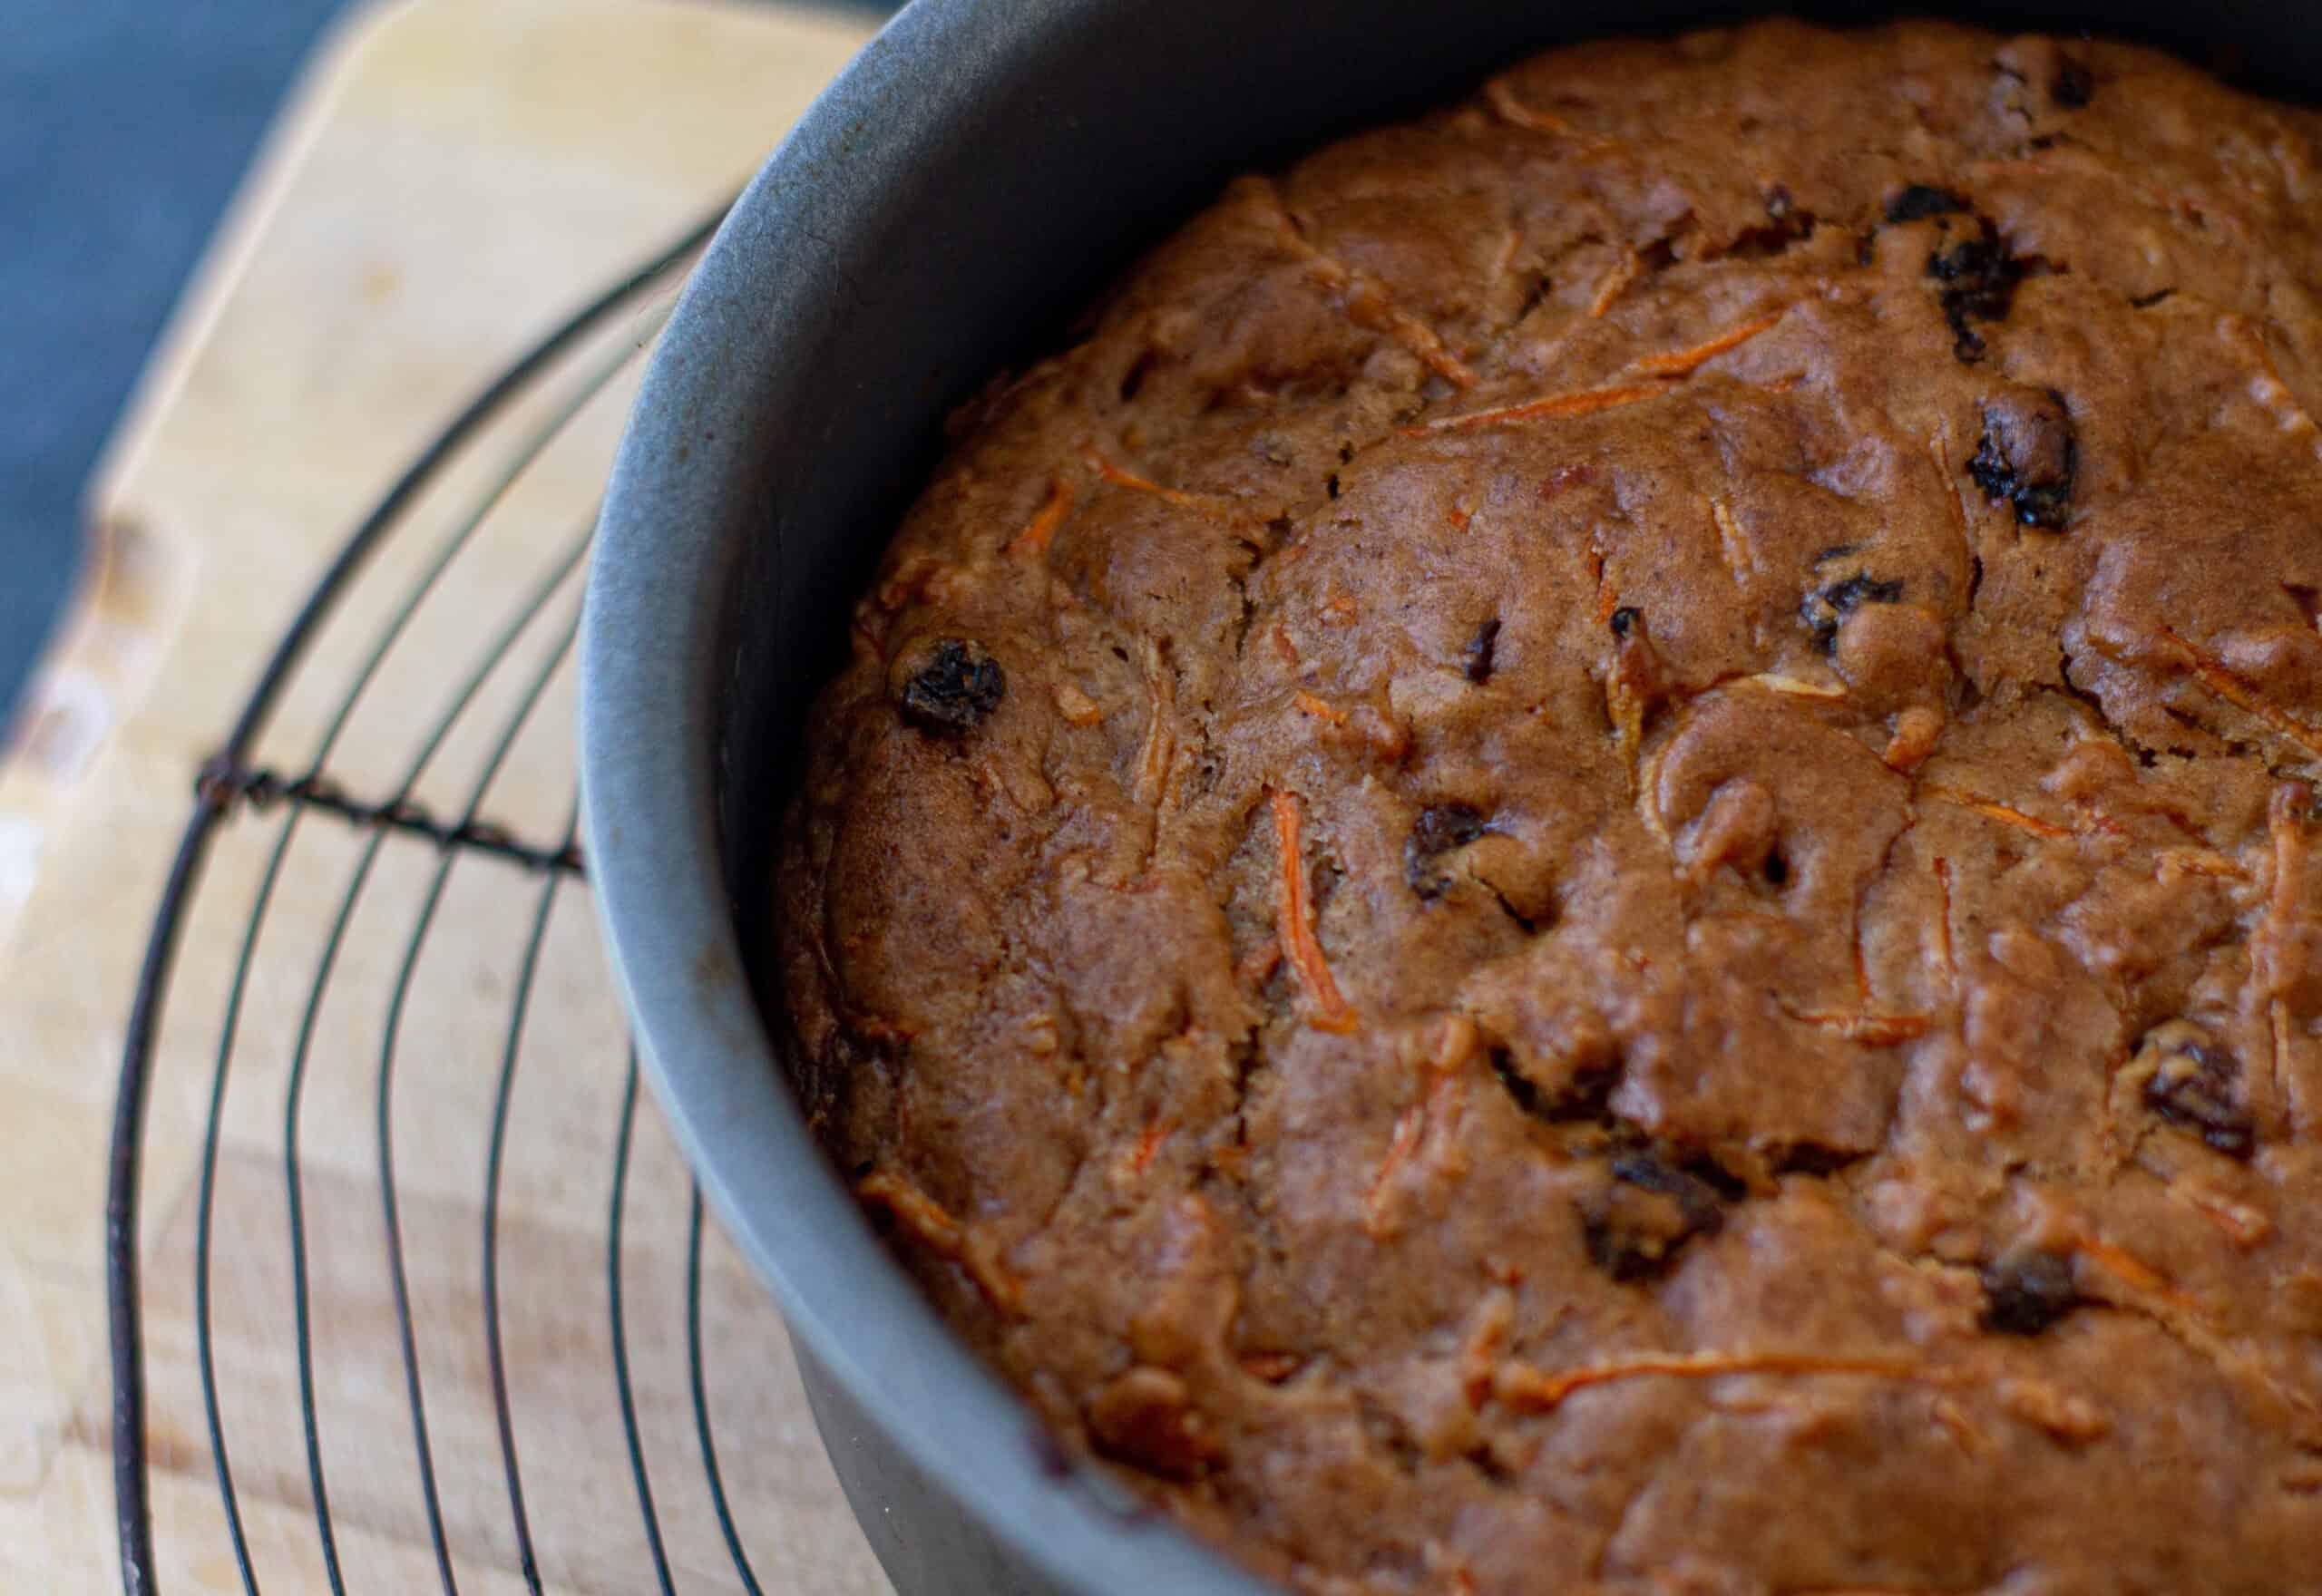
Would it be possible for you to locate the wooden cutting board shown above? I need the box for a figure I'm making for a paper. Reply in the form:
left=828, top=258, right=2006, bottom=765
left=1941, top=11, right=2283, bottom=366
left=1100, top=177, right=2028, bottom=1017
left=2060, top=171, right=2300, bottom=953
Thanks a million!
left=0, top=2, right=893, bottom=1591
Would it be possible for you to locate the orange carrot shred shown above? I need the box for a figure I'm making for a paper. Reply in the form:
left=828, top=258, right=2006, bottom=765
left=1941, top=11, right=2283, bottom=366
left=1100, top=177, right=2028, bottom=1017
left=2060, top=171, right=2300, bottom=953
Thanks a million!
left=1492, top=1349, right=1941, bottom=1415
left=1932, top=858, right=1956, bottom=985
left=1587, top=248, right=1644, bottom=318
left=1363, top=1103, right=1429, bottom=1238
left=2155, top=848, right=2248, bottom=881
left=2075, top=1234, right=2167, bottom=1295
left=1630, top=310, right=1786, bottom=377
left=1080, top=444, right=1258, bottom=528
left=1922, top=783, right=2076, bottom=841
left=1484, top=77, right=1576, bottom=137
left=1408, top=381, right=1669, bottom=436
left=1132, top=1118, right=1171, bottom=1175
left=1492, top=226, right=1524, bottom=282
left=1293, top=690, right=1350, bottom=725
left=2161, top=624, right=2322, bottom=760
left=1710, top=497, right=1753, bottom=590
left=2180, top=1185, right=2272, bottom=1249
left=1271, top=790, right=1359, bottom=1033
left=1239, top=1350, right=1302, bottom=1383
left=1254, top=179, right=1477, bottom=388
left=1004, top=472, right=1077, bottom=559
left=1586, top=545, right=1615, bottom=624
left=1782, top=1007, right=1934, bottom=1046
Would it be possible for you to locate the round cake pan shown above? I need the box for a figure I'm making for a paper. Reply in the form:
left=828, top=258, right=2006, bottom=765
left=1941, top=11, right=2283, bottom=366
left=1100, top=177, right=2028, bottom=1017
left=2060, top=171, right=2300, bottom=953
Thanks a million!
left=580, top=2, right=2318, bottom=1591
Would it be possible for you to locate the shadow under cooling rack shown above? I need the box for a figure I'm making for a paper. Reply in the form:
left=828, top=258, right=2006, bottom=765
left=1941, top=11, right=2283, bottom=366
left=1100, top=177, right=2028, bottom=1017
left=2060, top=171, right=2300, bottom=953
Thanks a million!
left=105, top=208, right=884, bottom=1596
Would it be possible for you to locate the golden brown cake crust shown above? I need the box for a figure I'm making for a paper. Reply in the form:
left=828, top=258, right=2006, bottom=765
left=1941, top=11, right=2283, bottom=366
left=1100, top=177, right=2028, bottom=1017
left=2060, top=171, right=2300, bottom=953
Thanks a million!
left=779, top=20, right=2322, bottom=1592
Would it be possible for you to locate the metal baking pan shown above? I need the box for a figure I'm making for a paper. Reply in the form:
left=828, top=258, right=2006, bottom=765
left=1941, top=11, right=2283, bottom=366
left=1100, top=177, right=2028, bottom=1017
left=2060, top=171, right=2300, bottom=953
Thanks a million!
left=580, top=2, right=2315, bottom=1590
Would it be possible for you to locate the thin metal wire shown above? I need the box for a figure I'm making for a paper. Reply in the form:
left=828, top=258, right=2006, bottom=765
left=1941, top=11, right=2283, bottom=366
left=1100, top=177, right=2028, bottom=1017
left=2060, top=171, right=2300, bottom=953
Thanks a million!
left=610, top=1050, right=680, bottom=1596
left=133, top=203, right=727, bottom=1596
left=373, top=574, right=592, bottom=1596
left=689, top=1186, right=767, bottom=1596
left=197, top=764, right=586, bottom=876
left=480, top=802, right=582, bottom=1596
left=189, top=320, right=659, bottom=1596
left=279, top=534, right=590, bottom=1594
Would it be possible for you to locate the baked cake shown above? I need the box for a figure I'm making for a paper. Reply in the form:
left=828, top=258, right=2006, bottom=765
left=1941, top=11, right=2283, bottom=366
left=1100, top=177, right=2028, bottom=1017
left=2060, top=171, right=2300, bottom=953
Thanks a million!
left=780, top=20, right=2322, bottom=1591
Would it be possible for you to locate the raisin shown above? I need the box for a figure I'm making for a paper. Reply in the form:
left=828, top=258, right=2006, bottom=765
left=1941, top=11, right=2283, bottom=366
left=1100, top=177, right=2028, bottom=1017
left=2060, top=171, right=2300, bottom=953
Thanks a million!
left=1967, top=387, right=2076, bottom=530
left=1771, top=1140, right=1861, bottom=1177
left=898, top=639, right=1005, bottom=733
left=1492, top=1046, right=1620, bottom=1124
left=1885, top=184, right=1970, bottom=223
left=2054, top=57, right=2094, bottom=109
left=1406, top=803, right=1490, bottom=898
left=2138, top=1021, right=2256, bottom=1159
left=1926, top=216, right=2024, bottom=362
left=1980, top=1251, right=2082, bottom=1335
left=1580, top=1152, right=1728, bottom=1283
left=1464, top=617, right=1501, bottom=684
left=1799, top=571, right=1906, bottom=654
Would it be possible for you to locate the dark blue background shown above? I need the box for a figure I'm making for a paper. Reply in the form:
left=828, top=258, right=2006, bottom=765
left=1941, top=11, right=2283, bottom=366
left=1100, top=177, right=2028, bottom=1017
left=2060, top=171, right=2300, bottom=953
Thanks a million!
left=0, top=0, right=891, bottom=728
left=1, top=0, right=349, bottom=725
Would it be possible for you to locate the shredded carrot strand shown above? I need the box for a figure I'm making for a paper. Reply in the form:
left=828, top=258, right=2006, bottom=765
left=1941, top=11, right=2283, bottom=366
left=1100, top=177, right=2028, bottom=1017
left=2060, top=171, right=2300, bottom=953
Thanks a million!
left=1004, top=472, right=1077, bottom=559
left=1932, top=858, right=1956, bottom=985
left=1383, top=306, right=1479, bottom=389
left=1587, top=545, right=1615, bottom=624
left=1783, top=1006, right=1934, bottom=1046
left=1363, top=1103, right=1429, bottom=1237
left=1484, top=76, right=1576, bottom=137
left=1134, top=640, right=1176, bottom=808
left=1239, top=1350, right=1302, bottom=1382
left=2161, top=624, right=2322, bottom=760
left=1922, top=783, right=2075, bottom=841
left=1587, top=247, right=1644, bottom=318
left=2223, top=315, right=2320, bottom=443
left=2156, top=848, right=2248, bottom=881
left=1257, top=180, right=1476, bottom=388
left=1410, top=382, right=1668, bottom=437
left=1491, top=226, right=1524, bottom=282
left=1365, top=1036, right=1474, bottom=1238
left=2180, top=1185, right=2272, bottom=1249
left=1710, top=497, right=1753, bottom=590
left=1082, top=446, right=1201, bottom=505
left=1929, top=1394, right=1985, bottom=1455
left=1293, top=690, right=1350, bottom=725
left=1493, top=1349, right=1939, bottom=1415
left=1742, top=672, right=1847, bottom=701
left=1271, top=790, right=1358, bottom=1033
left=1630, top=310, right=1786, bottom=377
left=1080, top=444, right=1257, bottom=527
left=2075, top=1235, right=2166, bottom=1295
left=1131, top=1118, right=1171, bottom=1175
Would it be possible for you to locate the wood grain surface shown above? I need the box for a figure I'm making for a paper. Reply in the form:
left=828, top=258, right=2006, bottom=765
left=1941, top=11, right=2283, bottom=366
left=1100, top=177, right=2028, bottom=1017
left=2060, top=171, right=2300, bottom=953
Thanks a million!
left=0, top=3, right=893, bottom=1590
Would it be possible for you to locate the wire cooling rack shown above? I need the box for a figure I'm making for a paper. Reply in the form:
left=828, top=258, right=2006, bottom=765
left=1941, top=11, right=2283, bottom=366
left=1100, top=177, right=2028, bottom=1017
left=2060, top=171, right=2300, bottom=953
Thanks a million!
left=102, top=208, right=877, bottom=1596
